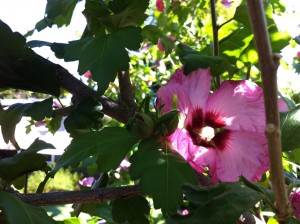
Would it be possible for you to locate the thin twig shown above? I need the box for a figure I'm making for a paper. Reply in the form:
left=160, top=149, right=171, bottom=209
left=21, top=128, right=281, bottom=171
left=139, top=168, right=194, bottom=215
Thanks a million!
left=246, top=0, right=289, bottom=223
left=15, top=185, right=139, bottom=206
left=210, top=0, right=220, bottom=86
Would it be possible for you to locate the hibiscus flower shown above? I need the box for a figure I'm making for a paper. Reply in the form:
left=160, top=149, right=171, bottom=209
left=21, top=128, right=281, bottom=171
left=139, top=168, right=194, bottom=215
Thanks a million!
left=290, top=188, right=300, bottom=220
left=221, top=0, right=233, bottom=8
left=157, top=67, right=270, bottom=183
left=156, top=0, right=165, bottom=12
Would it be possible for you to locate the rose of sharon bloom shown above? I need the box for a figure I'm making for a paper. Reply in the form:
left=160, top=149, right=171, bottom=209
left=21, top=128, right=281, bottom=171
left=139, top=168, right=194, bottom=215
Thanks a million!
left=156, top=0, right=165, bottom=12
left=79, top=177, right=95, bottom=187
left=157, top=67, right=269, bottom=183
left=221, top=0, right=233, bottom=8
left=297, top=51, right=300, bottom=58
left=290, top=188, right=300, bottom=219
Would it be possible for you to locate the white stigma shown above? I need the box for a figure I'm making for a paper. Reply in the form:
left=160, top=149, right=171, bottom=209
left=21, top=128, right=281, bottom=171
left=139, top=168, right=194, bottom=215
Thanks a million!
left=200, top=126, right=215, bottom=142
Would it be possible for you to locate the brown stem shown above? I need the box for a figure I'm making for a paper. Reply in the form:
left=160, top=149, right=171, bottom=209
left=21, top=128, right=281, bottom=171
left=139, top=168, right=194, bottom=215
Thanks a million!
left=210, top=0, right=220, bottom=86
left=35, top=55, right=135, bottom=123
left=117, top=70, right=136, bottom=105
left=15, top=185, right=139, bottom=206
left=246, top=0, right=289, bottom=222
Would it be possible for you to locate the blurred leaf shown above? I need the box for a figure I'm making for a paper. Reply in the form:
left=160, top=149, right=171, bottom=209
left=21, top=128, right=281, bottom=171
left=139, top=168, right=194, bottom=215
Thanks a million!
left=50, top=127, right=138, bottom=176
left=281, top=107, right=300, bottom=152
left=0, top=21, right=60, bottom=96
left=57, top=217, right=82, bottom=224
left=112, top=195, right=150, bottom=224
left=129, top=137, right=198, bottom=213
left=0, top=98, right=53, bottom=148
left=35, top=0, right=78, bottom=31
left=295, top=35, right=300, bottom=45
left=64, top=96, right=103, bottom=137
left=293, top=63, right=300, bottom=74
left=0, top=139, right=54, bottom=183
left=287, top=217, right=300, bottom=224
left=0, top=191, right=56, bottom=224
left=168, top=183, right=261, bottom=224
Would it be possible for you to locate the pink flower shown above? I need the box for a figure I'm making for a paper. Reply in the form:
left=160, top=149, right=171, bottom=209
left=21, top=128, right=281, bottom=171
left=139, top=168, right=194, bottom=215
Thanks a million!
left=157, top=67, right=269, bottom=183
left=290, top=188, right=300, bottom=219
left=297, top=52, right=300, bottom=58
left=83, top=70, right=92, bottom=78
left=221, top=0, right=233, bottom=8
left=79, top=177, right=95, bottom=187
left=156, top=0, right=165, bottom=12
left=157, top=35, right=176, bottom=52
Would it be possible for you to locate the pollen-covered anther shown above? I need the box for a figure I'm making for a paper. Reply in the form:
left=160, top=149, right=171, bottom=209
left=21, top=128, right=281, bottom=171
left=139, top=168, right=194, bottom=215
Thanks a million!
left=200, top=126, right=215, bottom=142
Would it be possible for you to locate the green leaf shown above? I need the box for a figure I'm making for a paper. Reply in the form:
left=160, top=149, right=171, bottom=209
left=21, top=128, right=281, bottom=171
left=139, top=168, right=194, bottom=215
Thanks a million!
left=64, top=96, right=103, bottom=137
left=0, top=21, right=60, bottom=96
left=0, top=139, right=54, bottom=183
left=142, top=25, right=175, bottom=56
left=46, top=116, right=63, bottom=135
left=0, top=191, right=56, bottom=224
left=0, top=98, right=53, bottom=148
left=112, top=195, right=150, bottom=224
left=281, top=107, right=300, bottom=151
left=51, top=127, right=138, bottom=176
left=82, top=0, right=109, bottom=37
left=241, top=176, right=274, bottom=203
left=295, top=35, right=300, bottom=45
left=168, top=183, right=261, bottom=224
left=129, top=137, right=198, bottom=213
left=287, top=217, right=300, bottom=224
left=100, top=0, right=149, bottom=31
left=178, top=43, right=234, bottom=76
left=36, top=0, right=78, bottom=31
left=81, top=202, right=114, bottom=223
left=0, top=21, right=26, bottom=57
left=51, top=27, right=142, bottom=94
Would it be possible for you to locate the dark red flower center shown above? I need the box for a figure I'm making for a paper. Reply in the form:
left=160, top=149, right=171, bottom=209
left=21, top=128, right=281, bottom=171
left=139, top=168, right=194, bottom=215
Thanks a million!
left=185, top=108, right=230, bottom=150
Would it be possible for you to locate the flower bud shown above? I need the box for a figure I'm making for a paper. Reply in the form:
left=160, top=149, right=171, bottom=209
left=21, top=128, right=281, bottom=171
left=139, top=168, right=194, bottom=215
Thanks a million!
left=156, top=109, right=180, bottom=136
left=126, top=112, right=154, bottom=139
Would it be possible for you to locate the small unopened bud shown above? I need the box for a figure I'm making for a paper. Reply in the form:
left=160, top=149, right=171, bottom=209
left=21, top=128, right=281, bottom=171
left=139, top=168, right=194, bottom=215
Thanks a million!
left=126, top=112, right=154, bottom=139
left=156, top=109, right=180, bottom=136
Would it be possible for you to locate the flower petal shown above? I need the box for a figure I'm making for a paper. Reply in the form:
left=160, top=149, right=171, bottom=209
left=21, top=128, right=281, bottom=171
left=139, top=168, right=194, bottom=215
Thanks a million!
left=215, top=131, right=268, bottom=182
left=205, top=80, right=266, bottom=133
left=167, top=129, right=203, bottom=172
left=157, top=68, right=211, bottom=121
